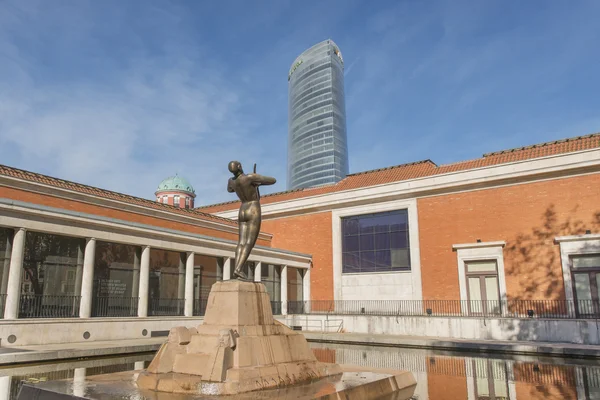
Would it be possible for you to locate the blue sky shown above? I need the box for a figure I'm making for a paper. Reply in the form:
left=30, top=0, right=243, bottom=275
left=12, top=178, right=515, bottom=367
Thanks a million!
left=1, top=1, right=599, bottom=205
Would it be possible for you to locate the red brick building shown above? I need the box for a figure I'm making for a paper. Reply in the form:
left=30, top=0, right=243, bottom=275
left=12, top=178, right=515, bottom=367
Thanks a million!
left=200, top=133, right=600, bottom=317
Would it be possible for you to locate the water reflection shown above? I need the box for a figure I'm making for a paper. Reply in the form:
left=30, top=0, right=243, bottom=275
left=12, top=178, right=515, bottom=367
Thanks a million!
left=0, top=346, right=599, bottom=399
left=310, top=342, right=600, bottom=400
left=0, top=353, right=154, bottom=399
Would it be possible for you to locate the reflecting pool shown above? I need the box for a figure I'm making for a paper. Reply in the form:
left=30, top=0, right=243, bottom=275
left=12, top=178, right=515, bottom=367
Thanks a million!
left=0, top=344, right=599, bottom=399
left=310, top=342, right=600, bottom=400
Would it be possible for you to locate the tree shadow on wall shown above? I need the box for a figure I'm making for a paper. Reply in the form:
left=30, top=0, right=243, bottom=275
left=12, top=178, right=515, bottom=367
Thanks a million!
left=504, top=204, right=600, bottom=301
left=501, top=205, right=600, bottom=399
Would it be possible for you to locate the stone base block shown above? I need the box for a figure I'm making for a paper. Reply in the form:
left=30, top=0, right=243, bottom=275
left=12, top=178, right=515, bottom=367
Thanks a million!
left=137, top=280, right=345, bottom=396
left=137, top=360, right=342, bottom=395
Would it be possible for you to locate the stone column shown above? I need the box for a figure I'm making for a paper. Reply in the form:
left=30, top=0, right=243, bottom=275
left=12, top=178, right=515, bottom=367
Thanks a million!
left=222, top=257, right=231, bottom=281
left=0, top=375, right=11, bottom=400
left=1, top=234, right=12, bottom=295
left=79, top=238, right=97, bottom=318
left=184, top=252, right=194, bottom=317
left=73, top=368, right=86, bottom=398
left=131, top=248, right=141, bottom=299
left=281, top=265, right=288, bottom=315
left=137, top=246, right=151, bottom=317
left=4, top=228, right=26, bottom=320
left=254, top=261, right=262, bottom=282
left=303, top=266, right=311, bottom=313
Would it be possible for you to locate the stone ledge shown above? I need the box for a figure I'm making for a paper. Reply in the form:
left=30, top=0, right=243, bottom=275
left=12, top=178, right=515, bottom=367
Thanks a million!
left=303, top=332, right=600, bottom=359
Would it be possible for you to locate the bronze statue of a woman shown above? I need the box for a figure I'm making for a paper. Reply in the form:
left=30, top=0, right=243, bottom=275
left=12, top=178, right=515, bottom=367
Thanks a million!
left=227, top=161, right=276, bottom=280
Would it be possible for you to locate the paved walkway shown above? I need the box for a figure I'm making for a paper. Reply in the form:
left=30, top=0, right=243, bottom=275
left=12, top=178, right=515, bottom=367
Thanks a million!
left=1, top=332, right=600, bottom=366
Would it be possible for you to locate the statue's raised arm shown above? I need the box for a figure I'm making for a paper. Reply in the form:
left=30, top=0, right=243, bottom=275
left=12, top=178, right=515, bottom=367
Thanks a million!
left=249, top=173, right=276, bottom=186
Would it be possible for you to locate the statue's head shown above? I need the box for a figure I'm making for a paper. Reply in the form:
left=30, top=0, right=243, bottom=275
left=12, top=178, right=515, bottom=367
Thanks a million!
left=228, top=160, right=243, bottom=175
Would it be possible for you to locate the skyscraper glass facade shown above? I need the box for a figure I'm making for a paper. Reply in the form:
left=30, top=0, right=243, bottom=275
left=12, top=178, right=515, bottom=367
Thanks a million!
left=287, top=39, right=349, bottom=190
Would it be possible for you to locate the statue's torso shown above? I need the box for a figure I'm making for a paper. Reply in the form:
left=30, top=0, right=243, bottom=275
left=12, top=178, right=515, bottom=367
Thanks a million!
left=229, top=175, right=259, bottom=203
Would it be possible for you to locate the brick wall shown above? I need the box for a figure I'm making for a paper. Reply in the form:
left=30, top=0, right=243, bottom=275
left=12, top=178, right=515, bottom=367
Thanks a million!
left=0, top=186, right=271, bottom=247
left=261, top=212, right=333, bottom=300
left=418, top=173, right=600, bottom=301
left=426, top=357, right=468, bottom=400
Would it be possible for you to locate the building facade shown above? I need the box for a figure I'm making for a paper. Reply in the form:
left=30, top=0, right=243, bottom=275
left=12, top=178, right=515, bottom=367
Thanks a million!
left=287, top=39, right=349, bottom=190
left=0, top=166, right=311, bottom=346
left=201, top=132, right=600, bottom=344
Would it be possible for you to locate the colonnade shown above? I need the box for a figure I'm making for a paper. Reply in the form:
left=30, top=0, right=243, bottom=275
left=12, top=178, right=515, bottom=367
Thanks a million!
left=1, top=228, right=311, bottom=319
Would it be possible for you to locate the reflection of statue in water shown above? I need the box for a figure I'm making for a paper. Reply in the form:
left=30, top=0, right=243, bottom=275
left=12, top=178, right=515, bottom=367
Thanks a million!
left=227, top=161, right=276, bottom=280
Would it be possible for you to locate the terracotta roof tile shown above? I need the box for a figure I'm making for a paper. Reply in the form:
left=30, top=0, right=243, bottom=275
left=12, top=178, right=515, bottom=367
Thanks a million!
left=0, top=164, right=237, bottom=226
left=199, top=132, right=600, bottom=213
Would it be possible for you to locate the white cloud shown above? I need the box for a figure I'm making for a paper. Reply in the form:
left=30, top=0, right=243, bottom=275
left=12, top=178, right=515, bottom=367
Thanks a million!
left=0, top=1, right=277, bottom=205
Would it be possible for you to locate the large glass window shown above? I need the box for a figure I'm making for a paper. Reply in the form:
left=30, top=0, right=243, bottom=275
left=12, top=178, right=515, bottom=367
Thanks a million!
left=571, top=254, right=600, bottom=317
left=148, top=249, right=185, bottom=316
left=342, top=209, right=410, bottom=273
left=92, top=242, right=139, bottom=317
left=465, top=260, right=501, bottom=315
left=20, top=231, right=85, bottom=318
left=192, top=255, right=223, bottom=316
left=287, top=267, right=305, bottom=314
left=287, top=267, right=304, bottom=302
left=262, top=264, right=281, bottom=315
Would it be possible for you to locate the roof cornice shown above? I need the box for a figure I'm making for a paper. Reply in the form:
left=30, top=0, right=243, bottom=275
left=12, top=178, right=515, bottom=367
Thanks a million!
left=0, top=174, right=273, bottom=241
left=213, top=148, right=600, bottom=219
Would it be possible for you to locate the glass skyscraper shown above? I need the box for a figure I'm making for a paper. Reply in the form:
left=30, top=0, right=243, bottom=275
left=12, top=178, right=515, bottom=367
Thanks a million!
left=287, top=39, right=349, bottom=190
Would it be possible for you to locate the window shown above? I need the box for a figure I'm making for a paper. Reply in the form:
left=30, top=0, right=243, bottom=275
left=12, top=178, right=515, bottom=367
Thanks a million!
left=262, top=264, right=281, bottom=314
left=157, top=197, right=161, bottom=202
left=472, top=359, right=510, bottom=400
left=173, top=195, right=180, bottom=208
left=162, top=195, right=167, bottom=203
left=192, top=255, right=224, bottom=316
left=570, top=254, right=600, bottom=317
left=286, top=268, right=306, bottom=314
left=453, top=241, right=507, bottom=316
left=0, top=228, right=13, bottom=295
left=185, top=197, right=190, bottom=209
left=465, top=260, right=501, bottom=315
left=342, top=209, right=410, bottom=273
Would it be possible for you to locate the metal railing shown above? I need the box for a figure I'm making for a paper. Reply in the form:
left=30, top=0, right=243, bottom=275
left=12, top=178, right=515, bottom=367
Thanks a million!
left=148, top=298, right=185, bottom=316
left=91, top=296, right=138, bottom=317
left=18, top=294, right=81, bottom=318
left=193, top=298, right=209, bottom=316
left=287, top=299, right=600, bottom=319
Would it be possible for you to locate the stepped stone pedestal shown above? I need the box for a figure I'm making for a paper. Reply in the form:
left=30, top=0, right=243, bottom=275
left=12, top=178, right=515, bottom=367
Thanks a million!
left=137, top=280, right=343, bottom=395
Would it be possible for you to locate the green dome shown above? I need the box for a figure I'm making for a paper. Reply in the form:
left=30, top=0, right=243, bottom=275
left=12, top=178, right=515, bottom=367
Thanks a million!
left=155, top=174, right=195, bottom=196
